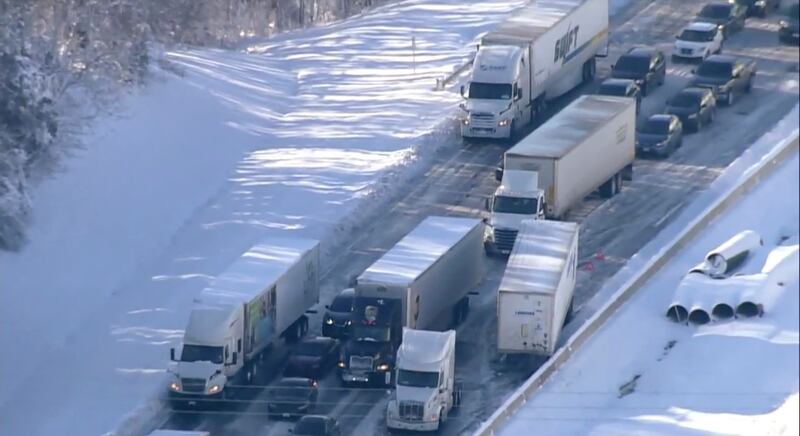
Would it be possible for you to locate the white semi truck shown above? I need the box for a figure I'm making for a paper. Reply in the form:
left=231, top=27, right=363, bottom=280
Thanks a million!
left=168, top=238, right=320, bottom=405
left=387, top=328, right=460, bottom=432
left=339, top=216, right=484, bottom=386
left=497, top=220, right=579, bottom=356
left=460, top=0, right=609, bottom=140
left=485, top=94, right=635, bottom=254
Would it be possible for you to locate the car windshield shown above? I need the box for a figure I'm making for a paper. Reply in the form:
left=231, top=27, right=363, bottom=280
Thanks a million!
left=397, top=369, right=440, bottom=388
left=180, top=344, right=223, bottom=364
left=679, top=29, right=715, bottom=42
left=295, top=417, right=327, bottom=434
left=598, top=83, right=629, bottom=96
left=696, top=61, right=732, bottom=78
left=640, top=118, right=671, bottom=135
left=493, top=195, right=538, bottom=214
left=699, top=4, right=731, bottom=19
left=272, top=382, right=310, bottom=399
left=614, top=56, right=649, bottom=74
left=468, top=82, right=512, bottom=100
left=329, top=294, right=353, bottom=312
left=669, top=92, right=701, bottom=108
left=295, top=341, right=328, bottom=356
left=353, top=325, right=391, bottom=341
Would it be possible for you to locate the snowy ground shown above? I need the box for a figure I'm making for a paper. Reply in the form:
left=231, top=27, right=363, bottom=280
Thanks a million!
left=0, top=0, right=797, bottom=435
left=496, top=149, right=800, bottom=436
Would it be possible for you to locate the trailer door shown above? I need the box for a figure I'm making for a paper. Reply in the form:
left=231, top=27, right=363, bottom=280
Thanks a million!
left=498, top=292, right=551, bottom=354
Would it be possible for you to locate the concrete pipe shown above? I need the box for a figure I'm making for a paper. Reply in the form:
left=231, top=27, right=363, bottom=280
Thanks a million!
left=665, top=273, right=707, bottom=323
left=688, top=308, right=711, bottom=325
left=666, top=304, right=689, bottom=323
left=735, top=273, right=770, bottom=318
left=712, top=303, right=735, bottom=320
left=690, top=230, right=763, bottom=278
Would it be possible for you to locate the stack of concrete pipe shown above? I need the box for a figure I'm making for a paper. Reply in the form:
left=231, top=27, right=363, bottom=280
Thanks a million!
left=667, top=230, right=799, bottom=325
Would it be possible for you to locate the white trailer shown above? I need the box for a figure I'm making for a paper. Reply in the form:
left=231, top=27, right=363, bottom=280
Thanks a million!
left=355, top=216, right=485, bottom=330
left=460, top=0, right=609, bottom=140
left=485, top=95, right=634, bottom=254
left=497, top=220, right=579, bottom=356
left=168, top=238, right=320, bottom=404
left=387, top=328, right=459, bottom=432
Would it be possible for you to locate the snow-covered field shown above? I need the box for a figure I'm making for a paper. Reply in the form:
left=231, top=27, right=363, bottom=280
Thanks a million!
left=496, top=150, right=800, bottom=435
left=0, top=0, right=534, bottom=434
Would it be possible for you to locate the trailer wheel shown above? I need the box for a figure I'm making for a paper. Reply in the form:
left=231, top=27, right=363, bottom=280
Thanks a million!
left=600, top=175, right=616, bottom=198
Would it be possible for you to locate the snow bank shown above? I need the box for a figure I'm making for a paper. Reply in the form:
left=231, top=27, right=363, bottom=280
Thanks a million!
left=0, top=0, right=530, bottom=435
left=496, top=154, right=799, bottom=434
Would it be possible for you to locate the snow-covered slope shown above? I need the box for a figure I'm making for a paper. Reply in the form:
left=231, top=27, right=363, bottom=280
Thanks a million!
left=0, top=0, right=532, bottom=434
left=497, top=151, right=800, bottom=436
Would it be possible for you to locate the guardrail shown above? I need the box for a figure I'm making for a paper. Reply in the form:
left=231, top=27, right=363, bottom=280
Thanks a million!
left=434, top=55, right=475, bottom=91
left=473, top=111, right=800, bottom=436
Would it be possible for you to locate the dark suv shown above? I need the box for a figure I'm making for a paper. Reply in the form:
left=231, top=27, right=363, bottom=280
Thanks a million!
left=611, top=47, right=667, bottom=95
left=666, top=87, right=717, bottom=132
left=597, top=79, right=642, bottom=114
left=691, top=55, right=756, bottom=106
left=697, top=2, right=748, bottom=37
left=731, top=0, right=781, bottom=17
left=779, top=3, right=800, bottom=44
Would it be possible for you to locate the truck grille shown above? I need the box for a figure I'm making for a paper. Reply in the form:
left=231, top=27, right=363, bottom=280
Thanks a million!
left=181, top=378, right=206, bottom=393
left=469, top=113, right=496, bottom=129
left=349, top=356, right=373, bottom=370
left=399, top=401, right=424, bottom=421
left=494, top=228, right=518, bottom=252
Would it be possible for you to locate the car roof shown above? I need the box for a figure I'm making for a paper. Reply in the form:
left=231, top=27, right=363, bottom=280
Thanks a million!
left=334, top=288, right=355, bottom=298
left=601, top=78, right=635, bottom=88
left=686, top=21, right=719, bottom=31
left=625, top=47, right=658, bottom=58
left=703, top=54, right=737, bottom=64
left=648, top=114, right=675, bottom=123
left=277, top=377, right=314, bottom=386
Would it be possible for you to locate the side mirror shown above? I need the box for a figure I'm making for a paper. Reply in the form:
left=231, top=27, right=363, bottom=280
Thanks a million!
left=170, top=348, right=176, bottom=361
left=460, top=85, right=465, bottom=97
left=230, top=352, right=238, bottom=365
left=516, top=88, right=522, bottom=100
left=495, top=166, right=503, bottom=182
left=325, top=304, right=330, bottom=309
left=484, top=197, right=490, bottom=211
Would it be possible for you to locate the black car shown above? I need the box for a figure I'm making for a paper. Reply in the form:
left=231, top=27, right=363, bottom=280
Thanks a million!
left=292, top=415, right=342, bottom=436
left=285, top=337, right=342, bottom=378
left=779, top=3, right=800, bottom=44
left=267, top=377, right=319, bottom=419
left=697, top=2, right=748, bottom=37
left=691, top=55, right=756, bottom=106
left=636, top=114, right=683, bottom=157
left=597, top=79, right=642, bottom=114
left=322, top=287, right=354, bottom=338
left=731, top=0, right=781, bottom=17
left=610, top=47, right=667, bottom=95
left=665, top=87, right=717, bottom=132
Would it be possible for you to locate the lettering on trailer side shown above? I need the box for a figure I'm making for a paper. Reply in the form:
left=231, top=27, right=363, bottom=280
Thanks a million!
left=554, top=24, right=580, bottom=64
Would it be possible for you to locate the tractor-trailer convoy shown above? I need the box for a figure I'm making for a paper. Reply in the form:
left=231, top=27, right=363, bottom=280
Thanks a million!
left=485, top=94, right=635, bottom=254
left=340, top=216, right=484, bottom=386
left=497, top=220, right=579, bottom=356
left=460, top=0, right=609, bottom=140
left=168, top=238, right=320, bottom=405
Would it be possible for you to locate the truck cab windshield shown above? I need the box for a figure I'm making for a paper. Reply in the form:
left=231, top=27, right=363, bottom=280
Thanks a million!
left=353, top=325, right=391, bottom=342
left=181, top=344, right=224, bottom=364
left=493, top=196, right=538, bottom=214
left=468, top=82, right=512, bottom=100
left=397, top=369, right=439, bottom=388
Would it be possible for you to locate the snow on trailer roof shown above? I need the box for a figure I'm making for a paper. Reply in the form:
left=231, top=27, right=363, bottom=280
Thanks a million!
left=483, top=0, right=583, bottom=44
left=500, top=220, right=577, bottom=295
left=507, top=95, right=634, bottom=159
left=358, top=216, right=481, bottom=285
left=399, top=328, right=456, bottom=372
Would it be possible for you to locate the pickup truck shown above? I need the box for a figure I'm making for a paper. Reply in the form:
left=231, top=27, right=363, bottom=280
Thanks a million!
left=691, top=54, right=756, bottom=106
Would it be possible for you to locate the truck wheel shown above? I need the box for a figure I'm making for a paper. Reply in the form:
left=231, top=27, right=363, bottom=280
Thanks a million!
left=615, top=173, right=623, bottom=195
left=582, top=58, right=596, bottom=83
left=601, top=175, right=617, bottom=198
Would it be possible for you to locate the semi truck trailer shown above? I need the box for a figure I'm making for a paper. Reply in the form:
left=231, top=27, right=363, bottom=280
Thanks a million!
left=340, top=216, right=484, bottom=386
left=485, top=94, right=635, bottom=254
left=460, top=0, right=609, bottom=140
left=497, top=219, right=579, bottom=356
left=168, top=238, right=320, bottom=405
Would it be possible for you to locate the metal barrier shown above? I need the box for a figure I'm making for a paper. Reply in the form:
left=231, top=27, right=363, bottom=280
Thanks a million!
left=473, top=125, right=800, bottom=435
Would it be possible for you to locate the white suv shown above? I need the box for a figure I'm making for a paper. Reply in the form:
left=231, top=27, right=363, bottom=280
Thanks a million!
left=673, top=22, right=723, bottom=61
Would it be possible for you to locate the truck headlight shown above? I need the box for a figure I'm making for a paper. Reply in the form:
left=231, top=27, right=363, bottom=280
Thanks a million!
left=345, top=320, right=352, bottom=326
left=461, top=118, right=470, bottom=125
left=325, top=317, right=334, bottom=325
left=338, top=361, right=346, bottom=368
left=779, top=20, right=789, bottom=28
left=497, top=119, right=510, bottom=127
left=208, top=384, right=221, bottom=394
left=755, top=0, right=765, bottom=6
left=483, top=224, right=494, bottom=242
left=376, top=363, right=390, bottom=371
left=169, top=381, right=182, bottom=392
